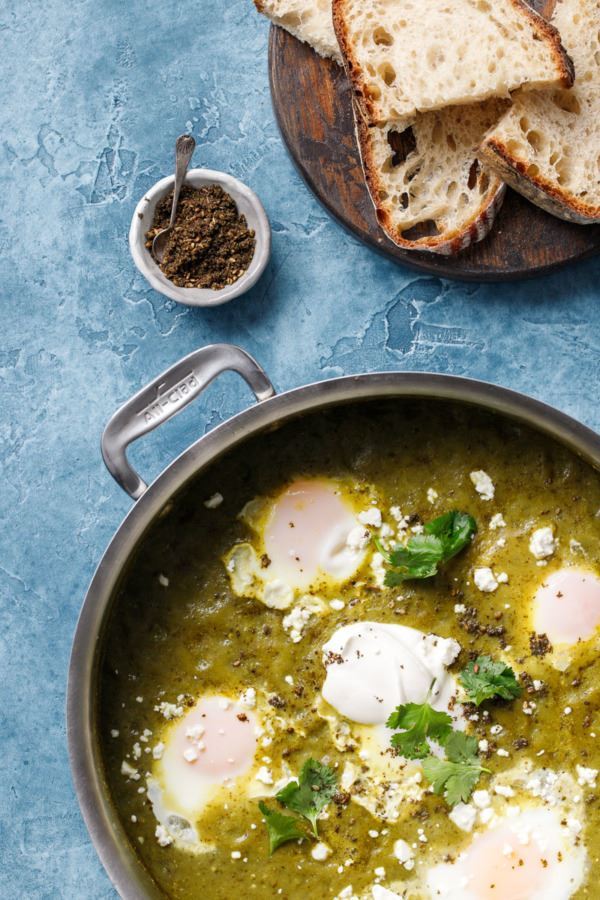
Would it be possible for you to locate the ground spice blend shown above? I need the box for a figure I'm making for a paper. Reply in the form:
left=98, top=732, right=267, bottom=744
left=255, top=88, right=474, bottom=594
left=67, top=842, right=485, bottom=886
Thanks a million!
left=145, top=184, right=256, bottom=290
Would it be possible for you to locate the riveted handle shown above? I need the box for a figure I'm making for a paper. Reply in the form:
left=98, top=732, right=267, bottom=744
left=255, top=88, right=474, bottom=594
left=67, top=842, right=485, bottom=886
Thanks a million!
left=101, top=344, right=275, bottom=500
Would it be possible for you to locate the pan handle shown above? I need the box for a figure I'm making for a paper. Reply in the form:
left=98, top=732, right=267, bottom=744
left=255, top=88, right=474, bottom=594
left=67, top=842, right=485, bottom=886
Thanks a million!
left=101, top=343, right=275, bottom=500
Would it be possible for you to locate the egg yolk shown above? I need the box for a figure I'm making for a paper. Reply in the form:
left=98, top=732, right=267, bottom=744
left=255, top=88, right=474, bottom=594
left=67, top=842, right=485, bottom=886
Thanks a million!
left=467, top=824, right=559, bottom=898
left=533, top=567, right=600, bottom=645
left=263, top=479, right=364, bottom=589
left=426, top=809, right=585, bottom=900
left=157, top=697, right=258, bottom=819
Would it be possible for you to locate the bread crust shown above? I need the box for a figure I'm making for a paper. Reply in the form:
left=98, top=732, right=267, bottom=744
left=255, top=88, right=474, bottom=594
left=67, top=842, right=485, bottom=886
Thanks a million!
left=332, top=0, right=574, bottom=126
left=478, top=136, right=600, bottom=224
left=355, top=111, right=507, bottom=255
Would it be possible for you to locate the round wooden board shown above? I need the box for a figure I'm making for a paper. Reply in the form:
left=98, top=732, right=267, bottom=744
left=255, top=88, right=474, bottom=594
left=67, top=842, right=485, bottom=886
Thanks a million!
left=268, top=26, right=600, bottom=282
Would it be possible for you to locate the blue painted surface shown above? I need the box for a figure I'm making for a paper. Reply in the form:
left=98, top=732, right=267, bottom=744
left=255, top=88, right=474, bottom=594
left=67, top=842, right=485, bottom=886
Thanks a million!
left=1, top=0, right=598, bottom=896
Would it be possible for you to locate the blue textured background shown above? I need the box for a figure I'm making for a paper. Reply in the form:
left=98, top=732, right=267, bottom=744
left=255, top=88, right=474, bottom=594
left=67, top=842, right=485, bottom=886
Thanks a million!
left=1, top=1, right=599, bottom=896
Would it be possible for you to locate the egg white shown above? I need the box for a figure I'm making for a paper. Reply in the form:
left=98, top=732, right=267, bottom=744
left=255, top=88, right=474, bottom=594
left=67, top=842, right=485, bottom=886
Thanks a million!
left=224, top=479, right=371, bottom=610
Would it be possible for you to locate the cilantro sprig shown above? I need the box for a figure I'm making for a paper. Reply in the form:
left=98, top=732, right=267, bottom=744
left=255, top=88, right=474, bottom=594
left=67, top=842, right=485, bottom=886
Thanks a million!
left=258, top=801, right=308, bottom=854
left=386, top=691, right=453, bottom=759
left=276, top=758, right=338, bottom=837
left=422, top=732, right=490, bottom=806
left=459, top=656, right=522, bottom=706
left=387, top=693, right=489, bottom=806
left=258, top=759, right=338, bottom=854
left=376, top=510, right=477, bottom=586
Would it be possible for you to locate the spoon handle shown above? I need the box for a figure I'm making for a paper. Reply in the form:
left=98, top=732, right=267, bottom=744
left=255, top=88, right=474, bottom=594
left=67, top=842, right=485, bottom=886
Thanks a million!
left=169, top=134, right=196, bottom=228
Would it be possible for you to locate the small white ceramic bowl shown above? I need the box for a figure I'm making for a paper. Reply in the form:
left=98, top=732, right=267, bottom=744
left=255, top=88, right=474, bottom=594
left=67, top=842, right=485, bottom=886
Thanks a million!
left=129, top=168, right=271, bottom=307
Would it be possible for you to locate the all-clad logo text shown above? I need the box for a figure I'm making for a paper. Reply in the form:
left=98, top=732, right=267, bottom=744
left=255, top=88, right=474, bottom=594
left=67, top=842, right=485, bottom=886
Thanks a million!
left=139, top=373, right=200, bottom=423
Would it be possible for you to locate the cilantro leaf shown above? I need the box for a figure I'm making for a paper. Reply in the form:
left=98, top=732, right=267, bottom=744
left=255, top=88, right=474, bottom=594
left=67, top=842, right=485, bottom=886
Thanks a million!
left=421, top=757, right=485, bottom=806
left=258, top=801, right=308, bottom=854
left=425, top=511, right=477, bottom=560
left=383, top=535, right=443, bottom=584
left=459, top=656, right=522, bottom=706
left=276, top=759, right=338, bottom=837
left=386, top=702, right=453, bottom=760
left=421, top=732, right=489, bottom=806
left=444, top=730, right=480, bottom=763
left=377, top=511, right=476, bottom=585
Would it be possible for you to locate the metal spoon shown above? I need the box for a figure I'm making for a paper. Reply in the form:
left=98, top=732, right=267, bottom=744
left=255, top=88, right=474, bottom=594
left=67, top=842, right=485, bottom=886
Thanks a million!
left=152, top=134, right=196, bottom=263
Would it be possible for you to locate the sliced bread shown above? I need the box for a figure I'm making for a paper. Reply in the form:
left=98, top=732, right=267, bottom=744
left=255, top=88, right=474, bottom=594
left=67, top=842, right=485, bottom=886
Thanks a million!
left=479, top=0, right=600, bottom=224
left=356, top=103, right=507, bottom=254
left=255, top=0, right=507, bottom=254
left=332, top=0, right=574, bottom=125
left=254, top=0, right=342, bottom=61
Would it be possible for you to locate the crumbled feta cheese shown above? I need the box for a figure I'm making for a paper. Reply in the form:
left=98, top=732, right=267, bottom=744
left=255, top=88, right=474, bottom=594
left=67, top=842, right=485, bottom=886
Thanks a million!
left=204, top=492, right=223, bottom=509
left=454, top=603, right=466, bottom=614
left=110, top=729, right=119, bottom=738
left=393, top=838, right=414, bottom=867
left=155, top=825, right=173, bottom=847
left=155, top=701, right=184, bottom=720
left=490, top=724, right=503, bottom=736
left=284, top=675, right=294, bottom=685
left=478, top=740, right=489, bottom=754
left=186, top=724, right=205, bottom=741
left=474, top=567, right=499, bottom=593
left=470, top=470, right=495, bottom=501
left=374, top=866, right=386, bottom=878
left=421, top=633, right=461, bottom=668
left=564, top=706, right=572, bottom=715
left=479, top=807, right=495, bottom=825
left=496, top=572, right=509, bottom=584
left=576, top=765, right=598, bottom=788
left=183, top=747, right=199, bottom=763
left=368, top=830, right=379, bottom=839
left=152, top=742, right=165, bottom=760
left=132, top=742, right=141, bottom=759
left=529, top=526, right=557, bottom=560
left=427, top=488, right=438, bottom=504
left=311, top=842, right=331, bottom=861
left=389, top=506, right=410, bottom=531
left=330, top=599, right=345, bottom=611
left=255, top=766, right=273, bottom=785
left=120, top=760, right=140, bottom=780
left=158, top=573, right=169, bottom=587
left=282, top=595, right=326, bottom=642
left=370, top=551, right=386, bottom=587
left=358, top=507, right=382, bottom=528
left=231, top=850, right=242, bottom=860
left=472, top=790, right=491, bottom=809
left=263, top=579, right=294, bottom=610
left=335, top=888, right=357, bottom=900
left=526, top=769, right=560, bottom=804
left=239, top=687, right=256, bottom=709
left=497, top=749, right=510, bottom=758
left=494, top=785, right=515, bottom=798
left=489, top=513, right=506, bottom=529
left=346, top=525, right=370, bottom=551
left=449, top=803, right=477, bottom=832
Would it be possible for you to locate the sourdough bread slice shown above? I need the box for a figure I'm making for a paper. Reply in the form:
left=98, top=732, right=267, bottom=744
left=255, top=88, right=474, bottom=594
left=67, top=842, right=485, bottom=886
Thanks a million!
left=356, top=104, right=507, bottom=254
left=479, top=0, right=600, bottom=224
left=254, top=0, right=342, bottom=61
left=332, top=0, right=574, bottom=125
left=255, top=0, right=507, bottom=254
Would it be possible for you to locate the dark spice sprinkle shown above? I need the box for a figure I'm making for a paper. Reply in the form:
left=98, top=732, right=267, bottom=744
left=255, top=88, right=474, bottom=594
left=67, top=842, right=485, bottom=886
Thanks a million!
left=145, top=184, right=255, bottom=290
left=529, top=631, right=553, bottom=657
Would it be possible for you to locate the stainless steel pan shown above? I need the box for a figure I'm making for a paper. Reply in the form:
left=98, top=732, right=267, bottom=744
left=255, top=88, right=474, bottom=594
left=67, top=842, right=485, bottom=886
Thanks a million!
left=67, top=343, right=600, bottom=899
